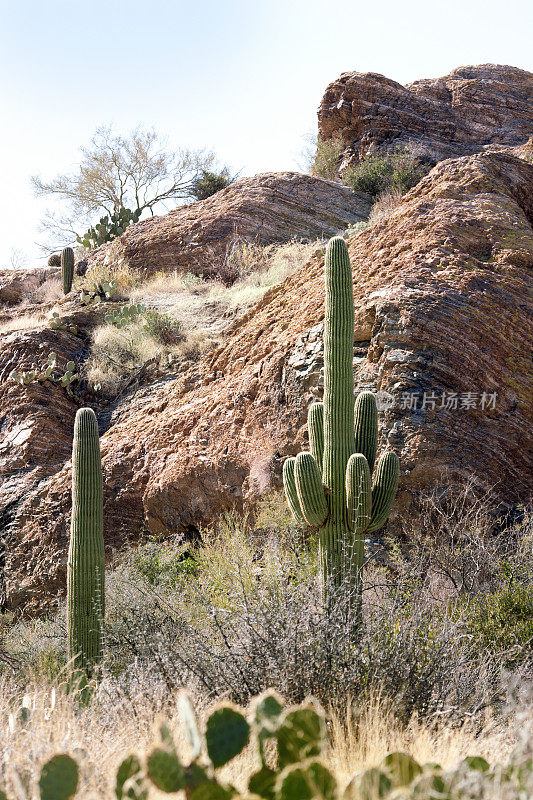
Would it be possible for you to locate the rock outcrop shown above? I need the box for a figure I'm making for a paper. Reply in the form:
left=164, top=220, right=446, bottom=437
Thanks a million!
left=0, top=268, right=59, bottom=307
left=318, top=64, right=533, bottom=167
left=83, top=172, right=371, bottom=278
left=4, top=148, right=532, bottom=613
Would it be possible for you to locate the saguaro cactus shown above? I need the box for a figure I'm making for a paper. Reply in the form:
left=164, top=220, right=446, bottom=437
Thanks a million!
left=61, top=246, right=75, bottom=294
left=283, top=237, right=399, bottom=614
left=67, top=407, right=105, bottom=674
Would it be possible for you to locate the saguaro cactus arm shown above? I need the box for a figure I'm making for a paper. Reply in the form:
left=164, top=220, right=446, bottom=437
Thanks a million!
left=346, top=453, right=372, bottom=533
left=307, top=402, right=324, bottom=472
left=354, top=391, right=378, bottom=472
left=282, top=457, right=305, bottom=524
left=368, top=451, right=400, bottom=533
left=294, top=452, right=328, bottom=528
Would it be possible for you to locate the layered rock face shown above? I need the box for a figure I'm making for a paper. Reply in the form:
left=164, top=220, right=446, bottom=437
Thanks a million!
left=84, top=172, right=371, bottom=278
left=318, top=64, right=533, bottom=166
left=4, top=148, right=532, bottom=613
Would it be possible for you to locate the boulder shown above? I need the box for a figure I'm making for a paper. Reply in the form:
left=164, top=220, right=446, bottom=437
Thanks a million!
left=83, top=172, right=371, bottom=278
left=3, top=148, right=532, bottom=613
left=318, top=64, right=533, bottom=167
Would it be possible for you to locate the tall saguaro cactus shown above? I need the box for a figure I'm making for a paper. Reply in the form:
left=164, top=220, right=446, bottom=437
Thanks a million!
left=61, top=246, right=75, bottom=294
left=67, top=407, right=105, bottom=674
left=283, top=237, right=399, bottom=615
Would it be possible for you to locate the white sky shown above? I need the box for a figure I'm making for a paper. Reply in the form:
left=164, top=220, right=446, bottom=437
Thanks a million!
left=1, top=0, right=532, bottom=268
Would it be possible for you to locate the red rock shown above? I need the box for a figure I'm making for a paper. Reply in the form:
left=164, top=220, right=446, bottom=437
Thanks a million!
left=318, top=64, right=533, bottom=167
left=83, top=172, right=371, bottom=279
left=5, top=149, right=532, bottom=613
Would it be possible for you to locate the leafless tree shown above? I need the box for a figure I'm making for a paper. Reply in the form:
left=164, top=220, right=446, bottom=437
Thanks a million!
left=32, top=126, right=221, bottom=250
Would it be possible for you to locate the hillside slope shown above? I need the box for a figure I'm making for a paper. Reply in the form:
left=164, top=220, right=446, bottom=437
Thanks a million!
left=4, top=149, right=532, bottom=612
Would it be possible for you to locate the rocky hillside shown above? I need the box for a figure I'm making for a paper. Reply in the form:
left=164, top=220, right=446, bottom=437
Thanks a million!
left=318, top=64, right=533, bottom=167
left=3, top=147, right=532, bottom=613
left=1, top=63, right=532, bottom=614
left=83, top=172, right=371, bottom=278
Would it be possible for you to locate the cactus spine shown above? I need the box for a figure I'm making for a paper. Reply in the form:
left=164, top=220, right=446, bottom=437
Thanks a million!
left=61, top=246, right=75, bottom=294
left=283, top=237, right=399, bottom=615
left=67, top=407, right=105, bottom=674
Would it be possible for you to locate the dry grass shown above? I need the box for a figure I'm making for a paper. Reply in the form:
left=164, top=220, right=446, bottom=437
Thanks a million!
left=220, top=238, right=321, bottom=307
left=130, top=239, right=320, bottom=340
left=0, top=313, right=46, bottom=333
left=0, top=677, right=522, bottom=800
left=85, top=313, right=212, bottom=396
left=75, top=259, right=138, bottom=297
left=26, top=277, right=63, bottom=304
left=368, top=188, right=404, bottom=224
left=328, top=695, right=517, bottom=786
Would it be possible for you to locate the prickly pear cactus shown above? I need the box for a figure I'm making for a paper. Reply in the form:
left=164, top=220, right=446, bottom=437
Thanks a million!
left=77, top=207, right=142, bottom=250
left=67, top=408, right=105, bottom=675
left=39, top=754, right=79, bottom=800
left=283, top=237, right=399, bottom=617
left=14, top=692, right=529, bottom=799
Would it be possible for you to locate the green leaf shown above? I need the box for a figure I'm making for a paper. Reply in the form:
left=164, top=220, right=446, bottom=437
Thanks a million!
left=277, top=761, right=337, bottom=800
left=185, top=763, right=210, bottom=791
left=146, top=747, right=185, bottom=792
left=254, top=690, right=284, bottom=731
left=205, top=705, right=250, bottom=768
left=276, top=707, right=325, bottom=768
left=381, top=753, right=422, bottom=787
left=159, top=721, right=174, bottom=749
left=177, top=691, right=202, bottom=760
left=115, top=755, right=146, bottom=799
left=39, top=754, right=79, bottom=800
left=343, top=767, right=392, bottom=799
left=253, top=690, right=285, bottom=765
left=248, top=767, right=276, bottom=800
left=190, top=780, right=236, bottom=800
left=410, top=772, right=448, bottom=799
left=462, top=756, right=490, bottom=773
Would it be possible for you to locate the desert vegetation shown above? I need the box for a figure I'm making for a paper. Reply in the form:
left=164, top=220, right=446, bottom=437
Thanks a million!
left=2, top=491, right=532, bottom=798
left=2, top=235, right=531, bottom=799
left=2, top=42, right=532, bottom=800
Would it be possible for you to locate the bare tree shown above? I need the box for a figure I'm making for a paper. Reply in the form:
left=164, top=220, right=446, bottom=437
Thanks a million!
left=32, top=126, right=221, bottom=250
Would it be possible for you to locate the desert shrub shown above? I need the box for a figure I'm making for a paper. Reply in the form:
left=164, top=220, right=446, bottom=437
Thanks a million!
left=343, top=146, right=428, bottom=198
left=131, top=540, right=197, bottom=587
left=218, top=236, right=266, bottom=286
left=85, top=321, right=168, bottom=395
left=460, top=584, right=533, bottom=667
left=101, top=505, right=529, bottom=720
left=142, top=308, right=185, bottom=344
left=343, top=220, right=369, bottom=239
left=189, top=167, right=234, bottom=200
left=19, top=277, right=63, bottom=304
left=85, top=303, right=190, bottom=395
left=311, top=134, right=345, bottom=180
